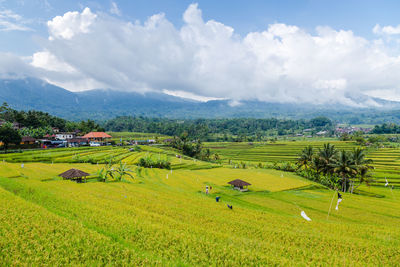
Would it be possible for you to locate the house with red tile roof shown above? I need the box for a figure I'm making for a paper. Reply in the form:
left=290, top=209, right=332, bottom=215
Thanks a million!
left=82, top=132, right=112, bottom=142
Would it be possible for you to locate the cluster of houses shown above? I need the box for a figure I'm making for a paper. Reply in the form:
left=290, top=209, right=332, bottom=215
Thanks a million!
left=335, top=126, right=372, bottom=135
left=13, top=129, right=112, bottom=148
left=41, top=131, right=112, bottom=148
left=289, top=126, right=372, bottom=138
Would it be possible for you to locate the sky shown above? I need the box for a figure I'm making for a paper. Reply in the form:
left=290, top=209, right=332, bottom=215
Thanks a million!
left=1, top=0, right=400, bottom=105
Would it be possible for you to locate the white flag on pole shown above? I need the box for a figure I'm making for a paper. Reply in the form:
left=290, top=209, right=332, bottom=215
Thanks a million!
left=335, top=192, right=343, bottom=211
left=385, top=177, right=389, bottom=187
left=301, top=211, right=311, bottom=221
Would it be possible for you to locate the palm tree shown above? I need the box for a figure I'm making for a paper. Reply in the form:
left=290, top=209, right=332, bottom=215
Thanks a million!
left=113, top=162, right=134, bottom=181
left=96, top=163, right=114, bottom=182
left=318, top=143, right=337, bottom=175
left=352, top=148, right=373, bottom=166
left=297, top=145, right=314, bottom=170
left=333, top=150, right=357, bottom=192
left=311, top=156, right=324, bottom=175
left=351, top=148, right=374, bottom=192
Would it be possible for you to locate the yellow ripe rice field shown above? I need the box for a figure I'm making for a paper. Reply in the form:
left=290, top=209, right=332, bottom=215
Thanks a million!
left=1, top=142, right=400, bottom=265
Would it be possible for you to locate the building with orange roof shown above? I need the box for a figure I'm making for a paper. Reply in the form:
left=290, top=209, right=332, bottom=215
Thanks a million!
left=82, top=132, right=112, bottom=142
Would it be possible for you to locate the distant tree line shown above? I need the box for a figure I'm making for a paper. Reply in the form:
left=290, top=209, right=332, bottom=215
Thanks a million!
left=0, top=102, right=105, bottom=152
left=0, top=102, right=104, bottom=133
left=104, top=116, right=333, bottom=141
left=371, top=123, right=400, bottom=134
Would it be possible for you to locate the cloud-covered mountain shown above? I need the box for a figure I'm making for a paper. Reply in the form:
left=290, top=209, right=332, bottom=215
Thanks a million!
left=2, top=4, right=400, bottom=107
left=2, top=77, right=400, bottom=124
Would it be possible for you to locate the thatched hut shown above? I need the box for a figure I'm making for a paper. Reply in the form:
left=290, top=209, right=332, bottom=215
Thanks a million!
left=228, top=179, right=251, bottom=191
left=59, top=168, right=90, bottom=183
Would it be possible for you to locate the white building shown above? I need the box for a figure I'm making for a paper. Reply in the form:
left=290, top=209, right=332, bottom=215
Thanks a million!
left=55, top=132, right=76, bottom=140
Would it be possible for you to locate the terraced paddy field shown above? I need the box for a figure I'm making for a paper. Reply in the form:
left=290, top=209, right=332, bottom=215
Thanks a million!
left=107, top=132, right=171, bottom=142
left=366, top=148, right=400, bottom=186
left=0, top=145, right=216, bottom=171
left=1, top=142, right=400, bottom=265
left=205, top=141, right=400, bottom=186
left=1, top=151, right=400, bottom=265
left=204, top=140, right=358, bottom=163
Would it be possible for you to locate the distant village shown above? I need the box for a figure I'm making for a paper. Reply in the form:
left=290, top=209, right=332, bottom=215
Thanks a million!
left=288, top=126, right=372, bottom=138
left=0, top=118, right=162, bottom=150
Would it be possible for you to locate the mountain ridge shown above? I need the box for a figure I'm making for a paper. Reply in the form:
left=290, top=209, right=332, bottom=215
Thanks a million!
left=1, top=77, right=400, bottom=124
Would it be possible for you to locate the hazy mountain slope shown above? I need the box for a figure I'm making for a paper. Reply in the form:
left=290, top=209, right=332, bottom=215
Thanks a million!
left=1, top=77, right=400, bottom=123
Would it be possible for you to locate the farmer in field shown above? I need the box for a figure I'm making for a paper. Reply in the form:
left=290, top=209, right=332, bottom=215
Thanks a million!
left=216, top=196, right=220, bottom=202
left=205, top=185, right=209, bottom=194
left=227, top=204, right=233, bottom=209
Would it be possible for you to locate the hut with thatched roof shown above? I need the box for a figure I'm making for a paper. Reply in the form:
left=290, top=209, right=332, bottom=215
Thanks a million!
left=228, top=179, right=251, bottom=192
left=59, top=168, right=90, bottom=183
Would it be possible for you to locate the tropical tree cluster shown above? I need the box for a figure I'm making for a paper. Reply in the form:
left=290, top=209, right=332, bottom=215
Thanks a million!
left=0, top=122, right=22, bottom=152
left=297, top=143, right=374, bottom=192
left=137, top=156, right=171, bottom=169
left=103, top=116, right=334, bottom=141
left=371, top=123, right=400, bottom=134
left=170, top=133, right=204, bottom=158
left=0, top=102, right=104, bottom=133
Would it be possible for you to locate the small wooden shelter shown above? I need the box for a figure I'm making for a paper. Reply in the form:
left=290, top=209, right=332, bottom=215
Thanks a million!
left=228, top=179, right=251, bottom=191
left=59, top=168, right=90, bottom=183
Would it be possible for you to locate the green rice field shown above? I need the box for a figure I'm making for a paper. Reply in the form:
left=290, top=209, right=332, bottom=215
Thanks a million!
left=205, top=141, right=400, bottom=186
left=0, top=141, right=400, bottom=265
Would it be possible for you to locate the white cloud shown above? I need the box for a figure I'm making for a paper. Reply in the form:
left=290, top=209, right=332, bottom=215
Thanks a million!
left=31, top=51, right=76, bottom=72
left=110, top=1, right=121, bottom=16
left=163, top=89, right=225, bottom=102
left=0, top=9, right=31, bottom=31
left=47, top=7, right=96, bottom=40
left=373, top=24, right=400, bottom=35
left=3, top=4, right=400, bottom=106
left=0, top=52, right=37, bottom=79
left=30, top=50, right=106, bottom=91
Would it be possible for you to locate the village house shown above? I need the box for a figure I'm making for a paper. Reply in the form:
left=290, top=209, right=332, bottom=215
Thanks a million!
left=316, top=130, right=328, bottom=136
left=55, top=132, right=76, bottom=140
left=82, top=132, right=112, bottom=143
left=20, top=136, right=36, bottom=145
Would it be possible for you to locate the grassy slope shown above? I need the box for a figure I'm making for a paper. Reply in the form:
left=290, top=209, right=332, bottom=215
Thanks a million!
left=1, top=158, right=400, bottom=265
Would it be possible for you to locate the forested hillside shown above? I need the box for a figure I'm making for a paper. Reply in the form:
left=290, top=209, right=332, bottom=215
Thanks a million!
left=104, top=116, right=333, bottom=140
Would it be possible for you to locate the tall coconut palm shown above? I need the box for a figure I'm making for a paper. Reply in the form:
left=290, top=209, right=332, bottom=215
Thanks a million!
left=333, top=150, right=357, bottom=192
left=351, top=148, right=374, bottom=192
left=318, top=143, right=337, bottom=175
left=297, top=145, right=314, bottom=170
left=352, top=148, right=373, bottom=167
left=311, top=156, right=324, bottom=175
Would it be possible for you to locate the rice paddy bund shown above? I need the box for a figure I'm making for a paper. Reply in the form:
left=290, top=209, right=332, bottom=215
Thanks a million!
left=1, top=141, right=400, bottom=265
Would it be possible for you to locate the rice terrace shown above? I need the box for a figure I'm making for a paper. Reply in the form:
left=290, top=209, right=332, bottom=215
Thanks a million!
left=1, top=136, right=400, bottom=265
left=2, top=0, right=400, bottom=266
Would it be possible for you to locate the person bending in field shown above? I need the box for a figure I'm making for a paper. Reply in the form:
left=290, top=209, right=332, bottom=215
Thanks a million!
left=227, top=204, right=233, bottom=209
